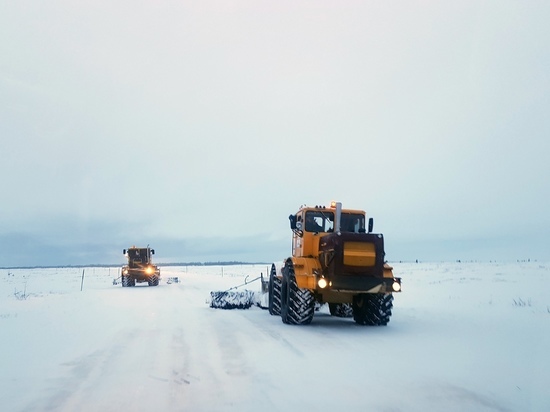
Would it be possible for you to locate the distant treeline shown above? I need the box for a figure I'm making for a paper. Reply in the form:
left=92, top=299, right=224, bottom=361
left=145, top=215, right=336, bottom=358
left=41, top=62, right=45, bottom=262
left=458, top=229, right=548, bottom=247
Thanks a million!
left=161, top=261, right=268, bottom=267
left=1, top=261, right=268, bottom=270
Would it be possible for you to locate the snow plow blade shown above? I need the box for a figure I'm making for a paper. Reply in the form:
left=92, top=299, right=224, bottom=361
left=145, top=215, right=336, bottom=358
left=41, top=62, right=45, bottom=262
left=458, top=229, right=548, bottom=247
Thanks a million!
left=210, top=290, right=256, bottom=309
left=209, top=275, right=264, bottom=309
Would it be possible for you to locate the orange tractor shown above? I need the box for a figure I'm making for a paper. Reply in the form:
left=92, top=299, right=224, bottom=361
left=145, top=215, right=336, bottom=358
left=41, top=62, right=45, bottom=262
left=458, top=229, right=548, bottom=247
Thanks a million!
left=268, top=201, right=401, bottom=325
left=121, top=246, right=160, bottom=287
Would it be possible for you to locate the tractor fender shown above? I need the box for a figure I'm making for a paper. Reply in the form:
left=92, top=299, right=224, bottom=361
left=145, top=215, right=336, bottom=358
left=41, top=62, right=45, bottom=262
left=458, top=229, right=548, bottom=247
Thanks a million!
left=287, top=257, right=322, bottom=290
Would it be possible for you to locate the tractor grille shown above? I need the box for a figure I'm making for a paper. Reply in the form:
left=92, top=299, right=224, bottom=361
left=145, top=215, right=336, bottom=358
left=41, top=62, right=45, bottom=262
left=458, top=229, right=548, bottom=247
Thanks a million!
left=343, top=241, right=376, bottom=266
left=319, top=232, right=385, bottom=277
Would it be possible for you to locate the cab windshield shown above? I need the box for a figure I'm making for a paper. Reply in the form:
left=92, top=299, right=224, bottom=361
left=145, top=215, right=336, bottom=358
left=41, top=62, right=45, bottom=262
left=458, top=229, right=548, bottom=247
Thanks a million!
left=340, top=213, right=365, bottom=233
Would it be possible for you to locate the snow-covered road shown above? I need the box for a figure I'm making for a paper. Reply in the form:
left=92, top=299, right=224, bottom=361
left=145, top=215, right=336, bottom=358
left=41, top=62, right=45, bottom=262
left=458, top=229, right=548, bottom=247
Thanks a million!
left=1, top=262, right=549, bottom=411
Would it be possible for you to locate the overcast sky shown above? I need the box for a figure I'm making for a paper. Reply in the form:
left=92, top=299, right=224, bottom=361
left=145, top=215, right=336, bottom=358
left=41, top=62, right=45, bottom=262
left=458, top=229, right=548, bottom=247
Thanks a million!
left=1, top=1, right=549, bottom=267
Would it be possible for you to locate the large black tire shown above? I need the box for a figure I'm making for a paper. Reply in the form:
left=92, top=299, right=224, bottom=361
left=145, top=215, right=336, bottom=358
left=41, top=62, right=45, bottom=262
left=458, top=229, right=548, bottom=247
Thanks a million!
left=268, top=264, right=282, bottom=315
left=122, top=275, right=129, bottom=287
left=329, top=303, right=354, bottom=318
left=280, top=263, right=315, bottom=325
left=352, top=293, right=393, bottom=326
left=148, top=276, right=159, bottom=286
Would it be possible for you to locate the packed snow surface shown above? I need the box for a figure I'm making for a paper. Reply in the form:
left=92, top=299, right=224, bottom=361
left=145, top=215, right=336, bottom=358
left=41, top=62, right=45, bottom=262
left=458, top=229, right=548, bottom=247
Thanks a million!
left=1, top=262, right=549, bottom=411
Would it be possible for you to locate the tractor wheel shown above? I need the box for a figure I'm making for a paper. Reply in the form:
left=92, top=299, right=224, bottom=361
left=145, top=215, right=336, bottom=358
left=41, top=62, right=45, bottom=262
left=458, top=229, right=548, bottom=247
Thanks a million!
left=352, top=293, right=393, bottom=326
left=128, top=277, right=136, bottom=287
left=280, top=263, right=314, bottom=325
left=268, top=264, right=282, bottom=316
left=122, top=275, right=129, bottom=287
left=148, top=276, right=159, bottom=286
left=329, top=303, right=354, bottom=318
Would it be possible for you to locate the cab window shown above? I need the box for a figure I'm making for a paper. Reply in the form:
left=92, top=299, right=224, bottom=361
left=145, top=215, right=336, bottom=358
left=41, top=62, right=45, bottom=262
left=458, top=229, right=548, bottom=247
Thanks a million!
left=305, top=211, right=334, bottom=233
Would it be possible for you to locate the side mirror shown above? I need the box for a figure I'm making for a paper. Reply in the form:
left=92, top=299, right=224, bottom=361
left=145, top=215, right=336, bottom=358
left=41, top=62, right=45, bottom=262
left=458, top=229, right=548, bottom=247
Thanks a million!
left=123, top=249, right=126, bottom=255
left=289, top=214, right=297, bottom=230
left=368, top=218, right=374, bottom=233
left=151, top=249, right=155, bottom=255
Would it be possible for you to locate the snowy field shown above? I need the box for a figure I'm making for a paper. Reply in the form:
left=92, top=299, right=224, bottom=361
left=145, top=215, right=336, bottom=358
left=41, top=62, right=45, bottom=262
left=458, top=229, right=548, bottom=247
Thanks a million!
left=1, top=261, right=549, bottom=412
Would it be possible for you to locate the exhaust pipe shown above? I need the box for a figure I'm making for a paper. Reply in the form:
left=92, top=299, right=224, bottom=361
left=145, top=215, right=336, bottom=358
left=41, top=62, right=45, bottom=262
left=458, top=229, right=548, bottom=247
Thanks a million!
left=334, top=202, right=342, bottom=233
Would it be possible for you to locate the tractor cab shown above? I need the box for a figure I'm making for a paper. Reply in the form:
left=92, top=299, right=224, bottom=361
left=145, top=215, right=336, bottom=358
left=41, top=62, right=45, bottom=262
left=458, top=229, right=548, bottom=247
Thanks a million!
left=123, top=246, right=155, bottom=268
left=289, top=202, right=373, bottom=259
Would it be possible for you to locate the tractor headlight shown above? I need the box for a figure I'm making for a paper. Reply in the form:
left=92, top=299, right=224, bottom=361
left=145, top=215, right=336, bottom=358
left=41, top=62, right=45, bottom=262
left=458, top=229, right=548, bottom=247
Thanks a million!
left=318, top=277, right=328, bottom=289
left=392, top=281, right=401, bottom=292
left=123, top=269, right=128, bottom=275
left=145, top=266, right=154, bottom=275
